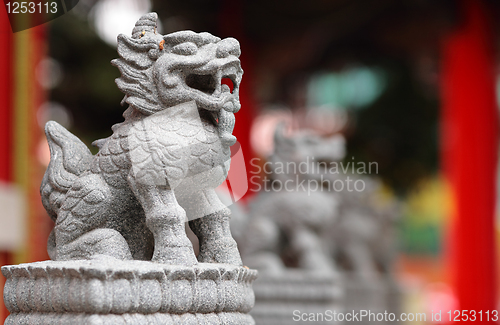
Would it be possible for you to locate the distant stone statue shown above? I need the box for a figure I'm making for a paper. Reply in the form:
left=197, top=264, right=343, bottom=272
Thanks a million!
left=41, top=12, right=242, bottom=266
left=2, top=13, right=257, bottom=325
left=241, top=125, right=344, bottom=324
left=328, top=177, right=400, bottom=282
left=241, top=124, right=343, bottom=273
left=242, top=123, right=399, bottom=281
left=240, top=124, right=401, bottom=324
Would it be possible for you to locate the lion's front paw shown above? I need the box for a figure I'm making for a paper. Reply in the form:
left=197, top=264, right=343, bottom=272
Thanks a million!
left=152, top=231, right=198, bottom=266
left=197, top=237, right=242, bottom=266
left=152, top=245, right=198, bottom=266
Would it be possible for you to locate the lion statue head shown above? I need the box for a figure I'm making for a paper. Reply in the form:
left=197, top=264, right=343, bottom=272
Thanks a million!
left=111, top=13, right=243, bottom=125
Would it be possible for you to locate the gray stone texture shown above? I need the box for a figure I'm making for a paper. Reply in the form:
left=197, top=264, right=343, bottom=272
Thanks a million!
left=2, top=260, right=256, bottom=324
left=40, top=12, right=243, bottom=266
left=251, top=271, right=342, bottom=325
left=2, top=12, right=257, bottom=325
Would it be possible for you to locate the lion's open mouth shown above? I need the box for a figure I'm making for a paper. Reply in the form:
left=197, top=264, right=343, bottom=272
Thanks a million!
left=183, top=60, right=241, bottom=98
left=186, top=74, right=217, bottom=95
left=179, top=61, right=241, bottom=136
left=185, top=73, right=237, bottom=96
left=185, top=70, right=238, bottom=128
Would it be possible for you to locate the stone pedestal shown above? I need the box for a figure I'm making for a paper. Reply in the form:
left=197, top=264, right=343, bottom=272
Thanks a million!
left=2, top=260, right=257, bottom=325
left=250, top=271, right=343, bottom=325
left=343, top=273, right=402, bottom=325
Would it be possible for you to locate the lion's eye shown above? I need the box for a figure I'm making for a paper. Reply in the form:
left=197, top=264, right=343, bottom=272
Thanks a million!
left=171, top=42, right=198, bottom=55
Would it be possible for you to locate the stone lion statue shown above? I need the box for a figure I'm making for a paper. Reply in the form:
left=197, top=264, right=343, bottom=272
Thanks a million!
left=241, top=124, right=400, bottom=280
left=240, top=125, right=342, bottom=273
left=40, top=13, right=243, bottom=266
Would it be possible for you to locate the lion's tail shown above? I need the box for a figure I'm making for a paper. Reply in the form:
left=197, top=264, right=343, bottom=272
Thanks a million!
left=40, top=121, right=93, bottom=221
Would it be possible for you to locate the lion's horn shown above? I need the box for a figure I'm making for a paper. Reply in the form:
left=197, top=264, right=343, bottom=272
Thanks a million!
left=132, top=12, right=158, bottom=39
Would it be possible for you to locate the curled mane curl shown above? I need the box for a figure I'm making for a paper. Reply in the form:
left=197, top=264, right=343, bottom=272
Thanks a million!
left=111, top=13, right=163, bottom=115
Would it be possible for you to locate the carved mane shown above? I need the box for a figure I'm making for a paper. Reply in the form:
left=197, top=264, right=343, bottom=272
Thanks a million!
left=111, top=13, right=163, bottom=115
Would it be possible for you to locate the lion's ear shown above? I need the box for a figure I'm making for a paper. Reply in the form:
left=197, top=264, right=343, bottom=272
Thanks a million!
left=116, top=34, right=158, bottom=69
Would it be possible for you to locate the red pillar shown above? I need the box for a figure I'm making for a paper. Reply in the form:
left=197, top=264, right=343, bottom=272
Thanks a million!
left=0, top=3, right=13, bottom=323
left=218, top=0, right=258, bottom=200
left=441, top=0, right=497, bottom=318
left=0, top=4, right=48, bottom=322
left=0, top=0, right=13, bottom=182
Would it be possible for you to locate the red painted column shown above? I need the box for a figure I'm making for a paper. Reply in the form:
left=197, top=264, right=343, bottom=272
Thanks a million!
left=0, top=3, right=13, bottom=323
left=0, top=0, right=13, bottom=182
left=218, top=0, right=258, bottom=200
left=441, top=0, right=497, bottom=318
left=0, top=4, right=48, bottom=322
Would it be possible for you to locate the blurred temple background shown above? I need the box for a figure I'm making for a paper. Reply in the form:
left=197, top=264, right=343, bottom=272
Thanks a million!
left=1, top=0, right=500, bottom=323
